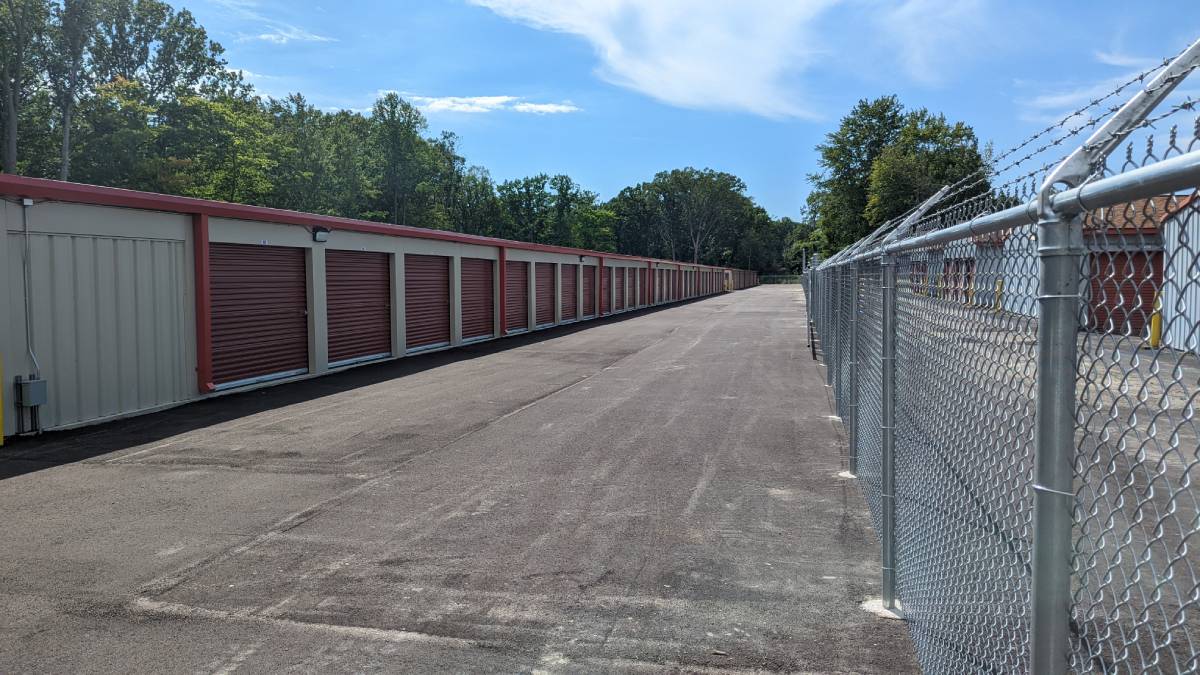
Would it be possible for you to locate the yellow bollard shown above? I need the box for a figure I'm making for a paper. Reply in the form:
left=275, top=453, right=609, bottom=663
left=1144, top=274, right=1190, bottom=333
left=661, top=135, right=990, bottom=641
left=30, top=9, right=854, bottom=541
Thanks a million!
left=1149, top=289, right=1163, bottom=349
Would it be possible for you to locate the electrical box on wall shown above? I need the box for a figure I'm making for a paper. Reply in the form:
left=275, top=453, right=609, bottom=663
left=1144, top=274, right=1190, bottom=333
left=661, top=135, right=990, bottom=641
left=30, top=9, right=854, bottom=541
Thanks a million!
left=16, top=378, right=47, bottom=407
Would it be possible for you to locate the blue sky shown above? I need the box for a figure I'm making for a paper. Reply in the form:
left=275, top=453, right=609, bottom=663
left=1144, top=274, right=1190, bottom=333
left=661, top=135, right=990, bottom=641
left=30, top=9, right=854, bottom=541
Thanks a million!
left=180, top=0, right=1200, bottom=219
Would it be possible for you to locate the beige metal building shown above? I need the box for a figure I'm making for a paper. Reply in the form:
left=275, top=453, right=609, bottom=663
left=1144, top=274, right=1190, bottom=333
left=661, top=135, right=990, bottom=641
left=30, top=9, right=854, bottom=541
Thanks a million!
left=1, top=176, right=758, bottom=439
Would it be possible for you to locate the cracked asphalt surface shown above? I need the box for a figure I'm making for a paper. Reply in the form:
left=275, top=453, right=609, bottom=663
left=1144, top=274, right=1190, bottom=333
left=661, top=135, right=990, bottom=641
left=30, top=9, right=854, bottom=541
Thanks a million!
left=0, top=285, right=917, bottom=673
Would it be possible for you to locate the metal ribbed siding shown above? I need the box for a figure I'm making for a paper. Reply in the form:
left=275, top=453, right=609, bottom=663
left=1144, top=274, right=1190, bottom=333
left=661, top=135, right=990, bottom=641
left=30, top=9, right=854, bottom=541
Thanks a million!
left=460, top=257, right=494, bottom=341
left=614, top=268, right=625, bottom=311
left=561, top=264, right=578, bottom=320
left=582, top=265, right=596, bottom=317
left=535, top=262, right=555, bottom=326
left=326, top=250, right=391, bottom=365
left=505, top=260, right=529, bottom=332
left=210, top=243, right=309, bottom=386
left=404, top=253, right=450, bottom=350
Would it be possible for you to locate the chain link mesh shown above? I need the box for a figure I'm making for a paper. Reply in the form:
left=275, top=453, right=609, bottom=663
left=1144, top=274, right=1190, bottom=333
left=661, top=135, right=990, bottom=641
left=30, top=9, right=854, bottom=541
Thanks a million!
left=802, top=53, right=1200, bottom=671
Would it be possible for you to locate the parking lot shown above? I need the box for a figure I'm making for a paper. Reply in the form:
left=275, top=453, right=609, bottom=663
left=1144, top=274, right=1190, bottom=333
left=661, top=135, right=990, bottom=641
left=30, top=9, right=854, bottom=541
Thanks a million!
left=0, top=286, right=915, bottom=673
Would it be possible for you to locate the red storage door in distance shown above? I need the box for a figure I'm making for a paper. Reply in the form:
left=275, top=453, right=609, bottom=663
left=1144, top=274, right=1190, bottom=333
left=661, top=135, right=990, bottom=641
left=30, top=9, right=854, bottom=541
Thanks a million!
left=613, top=268, right=624, bottom=311
left=326, top=250, right=391, bottom=365
left=535, top=263, right=555, bottom=326
left=582, top=265, right=596, bottom=317
left=461, top=257, right=494, bottom=341
left=405, top=254, right=450, bottom=350
left=561, top=264, right=578, bottom=320
left=210, top=243, right=309, bottom=386
left=640, top=268, right=648, bottom=305
left=505, top=260, right=529, bottom=332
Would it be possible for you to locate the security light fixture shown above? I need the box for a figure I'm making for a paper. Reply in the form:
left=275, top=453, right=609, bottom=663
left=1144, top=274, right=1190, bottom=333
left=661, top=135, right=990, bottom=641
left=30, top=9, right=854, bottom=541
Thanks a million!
left=312, top=226, right=330, bottom=243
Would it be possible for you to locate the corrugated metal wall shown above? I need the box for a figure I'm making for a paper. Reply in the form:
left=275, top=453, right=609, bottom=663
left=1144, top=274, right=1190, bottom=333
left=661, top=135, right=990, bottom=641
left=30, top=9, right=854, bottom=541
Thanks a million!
left=326, top=250, right=391, bottom=365
left=460, top=257, right=494, bottom=341
left=404, top=254, right=451, bottom=350
left=210, top=244, right=309, bottom=386
left=1164, top=208, right=1200, bottom=354
left=505, top=260, right=529, bottom=333
left=535, top=262, right=555, bottom=327
left=5, top=231, right=191, bottom=429
left=561, top=263, right=578, bottom=320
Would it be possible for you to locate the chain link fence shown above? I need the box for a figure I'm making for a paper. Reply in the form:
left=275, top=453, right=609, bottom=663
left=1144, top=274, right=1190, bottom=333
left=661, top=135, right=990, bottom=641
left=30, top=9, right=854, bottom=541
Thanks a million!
left=804, top=38, right=1200, bottom=674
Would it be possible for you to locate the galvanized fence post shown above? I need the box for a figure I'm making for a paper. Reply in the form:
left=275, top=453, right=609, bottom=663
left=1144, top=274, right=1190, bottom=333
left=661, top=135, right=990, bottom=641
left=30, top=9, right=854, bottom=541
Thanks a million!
left=880, top=253, right=898, bottom=611
left=826, top=270, right=836, bottom=386
left=847, top=262, right=859, bottom=475
left=1029, top=205, right=1083, bottom=674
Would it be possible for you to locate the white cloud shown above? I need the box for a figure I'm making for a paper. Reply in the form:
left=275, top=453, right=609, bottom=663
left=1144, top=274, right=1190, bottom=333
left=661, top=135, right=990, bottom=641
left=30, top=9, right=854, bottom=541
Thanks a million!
left=511, top=101, right=581, bottom=114
left=1094, top=50, right=1158, bottom=70
left=873, top=0, right=991, bottom=86
left=245, top=24, right=335, bottom=44
left=211, top=0, right=335, bottom=44
left=468, top=0, right=837, bottom=119
left=408, top=95, right=519, bottom=113
left=398, top=93, right=582, bottom=115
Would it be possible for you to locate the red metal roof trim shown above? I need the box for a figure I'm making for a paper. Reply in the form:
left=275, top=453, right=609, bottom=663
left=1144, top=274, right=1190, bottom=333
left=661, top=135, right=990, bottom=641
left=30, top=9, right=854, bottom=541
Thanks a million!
left=0, top=174, right=743, bottom=272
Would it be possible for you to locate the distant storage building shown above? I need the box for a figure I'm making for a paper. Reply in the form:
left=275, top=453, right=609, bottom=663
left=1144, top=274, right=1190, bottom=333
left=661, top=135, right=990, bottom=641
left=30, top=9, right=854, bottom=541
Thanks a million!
left=0, top=176, right=757, bottom=438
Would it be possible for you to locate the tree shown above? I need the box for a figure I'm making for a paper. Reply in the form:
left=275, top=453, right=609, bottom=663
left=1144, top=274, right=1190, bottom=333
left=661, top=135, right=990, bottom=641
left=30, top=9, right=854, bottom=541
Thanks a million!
left=46, top=0, right=97, bottom=179
left=657, top=168, right=747, bottom=264
left=806, top=95, right=906, bottom=254
left=609, top=183, right=660, bottom=258
left=864, top=109, right=987, bottom=227
left=497, top=174, right=550, bottom=242
left=0, top=0, right=48, bottom=173
left=90, top=0, right=168, bottom=86
left=266, top=93, right=330, bottom=213
left=371, top=92, right=427, bottom=226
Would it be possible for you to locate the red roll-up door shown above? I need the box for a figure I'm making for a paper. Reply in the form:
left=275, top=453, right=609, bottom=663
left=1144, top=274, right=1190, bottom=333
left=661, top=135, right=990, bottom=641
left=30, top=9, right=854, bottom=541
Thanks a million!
left=210, top=243, right=309, bottom=386
left=327, top=250, right=391, bottom=365
left=639, top=268, right=647, bottom=305
left=405, top=254, right=450, bottom=350
left=505, top=260, right=529, bottom=332
left=535, top=262, right=555, bottom=326
left=461, top=257, right=494, bottom=341
left=582, top=265, right=596, bottom=317
left=1087, top=251, right=1162, bottom=337
left=561, top=264, right=578, bottom=320
left=613, top=269, right=625, bottom=311
left=601, top=267, right=610, bottom=315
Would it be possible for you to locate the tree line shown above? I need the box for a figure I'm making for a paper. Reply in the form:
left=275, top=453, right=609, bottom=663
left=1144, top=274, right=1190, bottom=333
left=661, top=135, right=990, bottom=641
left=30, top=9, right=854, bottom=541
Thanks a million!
left=0, top=0, right=790, bottom=272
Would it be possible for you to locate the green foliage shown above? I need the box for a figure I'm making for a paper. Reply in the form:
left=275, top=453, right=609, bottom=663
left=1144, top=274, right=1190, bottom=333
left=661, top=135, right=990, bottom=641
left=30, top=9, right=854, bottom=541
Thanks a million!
left=865, top=110, right=987, bottom=226
left=4, top=0, right=791, bottom=273
left=802, top=95, right=987, bottom=257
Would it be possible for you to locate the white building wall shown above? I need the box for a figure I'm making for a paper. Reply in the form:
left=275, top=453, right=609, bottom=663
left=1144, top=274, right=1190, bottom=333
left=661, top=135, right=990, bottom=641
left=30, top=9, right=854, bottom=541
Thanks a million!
left=4, top=201, right=195, bottom=432
left=1001, top=224, right=1039, bottom=317
left=1162, top=207, right=1200, bottom=355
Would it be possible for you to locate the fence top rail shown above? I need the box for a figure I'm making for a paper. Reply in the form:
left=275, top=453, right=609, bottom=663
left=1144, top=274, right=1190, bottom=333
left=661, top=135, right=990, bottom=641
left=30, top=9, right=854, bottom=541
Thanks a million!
left=816, top=146, right=1200, bottom=268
